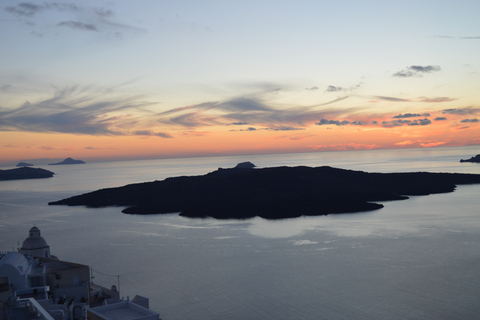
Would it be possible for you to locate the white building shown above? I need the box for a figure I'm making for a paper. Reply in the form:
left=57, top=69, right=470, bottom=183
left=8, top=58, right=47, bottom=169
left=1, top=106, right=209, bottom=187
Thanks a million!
left=20, top=226, right=51, bottom=259
left=0, top=226, right=160, bottom=320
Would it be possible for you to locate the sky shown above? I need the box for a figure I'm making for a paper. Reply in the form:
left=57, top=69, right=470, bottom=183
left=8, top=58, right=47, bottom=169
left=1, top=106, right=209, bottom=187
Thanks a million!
left=1, top=0, right=479, bottom=164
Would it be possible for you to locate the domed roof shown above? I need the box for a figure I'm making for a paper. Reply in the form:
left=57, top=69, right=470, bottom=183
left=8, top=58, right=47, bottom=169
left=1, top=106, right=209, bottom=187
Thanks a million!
left=0, top=252, right=30, bottom=275
left=21, top=236, right=49, bottom=250
left=0, top=251, right=29, bottom=274
left=21, top=226, right=50, bottom=250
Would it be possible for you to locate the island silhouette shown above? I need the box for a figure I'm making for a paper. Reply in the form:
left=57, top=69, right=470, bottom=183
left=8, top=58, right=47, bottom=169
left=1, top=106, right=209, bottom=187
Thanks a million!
left=49, top=157, right=85, bottom=165
left=460, top=154, right=480, bottom=163
left=48, top=163, right=480, bottom=219
left=0, top=167, right=54, bottom=181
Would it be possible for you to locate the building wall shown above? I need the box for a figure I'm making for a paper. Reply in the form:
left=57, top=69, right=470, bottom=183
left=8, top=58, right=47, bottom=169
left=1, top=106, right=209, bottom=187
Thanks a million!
left=46, top=265, right=89, bottom=301
left=0, top=263, right=28, bottom=291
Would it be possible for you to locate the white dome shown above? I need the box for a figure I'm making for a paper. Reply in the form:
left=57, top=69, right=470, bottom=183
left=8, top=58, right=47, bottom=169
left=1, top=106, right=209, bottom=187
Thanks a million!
left=20, top=226, right=51, bottom=258
left=21, top=236, right=49, bottom=250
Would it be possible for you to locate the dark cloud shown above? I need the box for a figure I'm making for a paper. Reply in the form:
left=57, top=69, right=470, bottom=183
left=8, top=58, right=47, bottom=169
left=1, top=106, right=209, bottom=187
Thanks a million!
left=381, top=118, right=432, bottom=127
left=460, top=118, right=479, bottom=123
left=442, top=107, right=480, bottom=115
left=5, top=2, right=81, bottom=17
left=316, top=119, right=365, bottom=126
left=316, top=119, right=350, bottom=126
left=57, top=21, right=98, bottom=31
left=5, top=2, right=142, bottom=37
left=268, top=126, right=305, bottom=131
left=409, top=66, right=441, bottom=73
left=0, top=86, right=171, bottom=138
left=305, top=87, right=318, bottom=91
left=393, top=113, right=430, bottom=118
left=381, top=119, right=412, bottom=127
left=393, top=65, right=441, bottom=77
left=326, top=82, right=363, bottom=93
left=227, top=122, right=249, bottom=126
left=460, top=36, right=480, bottom=39
left=230, top=127, right=259, bottom=132
left=408, top=118, right=431, bottom=126
left=325, top=86, right=344, bottom=92
left=5, top=3, right=43, bottom=16
left=94, top=7, right=113, bottom=17
left=132, top=130, right=173, bottom=138
left=434, top=117, right=447, bottom=121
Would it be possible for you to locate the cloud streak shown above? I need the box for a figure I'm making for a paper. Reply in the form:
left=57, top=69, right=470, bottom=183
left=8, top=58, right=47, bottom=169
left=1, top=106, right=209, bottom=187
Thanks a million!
left=4, top=2, right=142, bottom=37
left=393, top=65, right=441, bottom=77
left=0, top=86, right=171, bottom=138
left=57, top=21, right=98, bottom=31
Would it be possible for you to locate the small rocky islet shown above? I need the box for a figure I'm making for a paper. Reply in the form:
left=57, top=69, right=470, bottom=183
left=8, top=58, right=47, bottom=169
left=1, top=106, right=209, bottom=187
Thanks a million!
left=49, top=162, right=480, bottom=220
left=460, top=154, right=480, bottom=163
left=49, top=157, right=86, bottom=165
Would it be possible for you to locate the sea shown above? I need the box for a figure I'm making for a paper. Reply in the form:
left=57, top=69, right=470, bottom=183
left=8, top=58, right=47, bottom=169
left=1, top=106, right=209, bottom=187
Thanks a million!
left=1, top=145, right=480, bottom=320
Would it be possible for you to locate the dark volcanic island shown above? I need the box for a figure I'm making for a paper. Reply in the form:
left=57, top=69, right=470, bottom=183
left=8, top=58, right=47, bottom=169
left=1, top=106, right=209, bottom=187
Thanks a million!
left=49, top=164, right=480, bottom=219
left=0, top=167, right=54, bottom=181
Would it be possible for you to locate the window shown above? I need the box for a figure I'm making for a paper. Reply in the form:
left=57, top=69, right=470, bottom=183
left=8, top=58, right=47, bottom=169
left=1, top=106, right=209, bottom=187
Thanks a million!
left=73, top=275, right=79, bottom=286
left=0, top=277, right=9, bottom=292
left=29, top=276, right=43, bottom=287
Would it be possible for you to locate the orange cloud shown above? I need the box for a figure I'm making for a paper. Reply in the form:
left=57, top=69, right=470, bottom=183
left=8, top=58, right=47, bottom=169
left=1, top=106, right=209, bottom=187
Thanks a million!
left=419, top=141, right=447, bottom=147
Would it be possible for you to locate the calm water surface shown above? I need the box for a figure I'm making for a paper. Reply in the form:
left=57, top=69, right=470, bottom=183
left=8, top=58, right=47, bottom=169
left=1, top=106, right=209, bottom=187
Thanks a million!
left=1, top=146, right=480, bottom=319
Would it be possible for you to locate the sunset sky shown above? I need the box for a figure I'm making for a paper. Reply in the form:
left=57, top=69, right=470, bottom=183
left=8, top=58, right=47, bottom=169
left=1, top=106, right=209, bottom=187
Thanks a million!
left=1, top=0, right=479, bottom=164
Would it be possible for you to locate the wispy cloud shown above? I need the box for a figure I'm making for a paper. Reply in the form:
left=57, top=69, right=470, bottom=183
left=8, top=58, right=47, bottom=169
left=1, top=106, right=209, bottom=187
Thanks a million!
left=368, top=96, right=410, bottom=102
left=157, top=94, right=356, bottom=129
left=418, top=96, right=457, bottom=103
left=4, top=2, right=142, bottom=37
left=131, top=130, right=172, bottom=138
left=0, top=86, right=171, bottom=138
left=57, top=21, right=98, bottom=31
left=435, top=35, right=480, bottom=40
left=393, top=65, right=441, bottom=77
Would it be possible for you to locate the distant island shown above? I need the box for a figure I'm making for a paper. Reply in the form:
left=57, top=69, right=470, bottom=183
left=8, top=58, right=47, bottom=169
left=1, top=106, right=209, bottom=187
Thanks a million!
left=49, top=157, right=85, bottom=165
left=16, top=162, right=33, bottom=167
left=49, top=164, right=480, bottom=220
left=0, top=167, right=54, bottom=181
left=460, top=154, right=480, bottom=163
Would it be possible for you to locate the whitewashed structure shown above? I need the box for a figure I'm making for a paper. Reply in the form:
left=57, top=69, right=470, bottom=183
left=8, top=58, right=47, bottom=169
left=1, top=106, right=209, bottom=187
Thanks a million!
left=20, top=226, right=51, bottom=259
left=0, top=226, right=160, bottom=320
